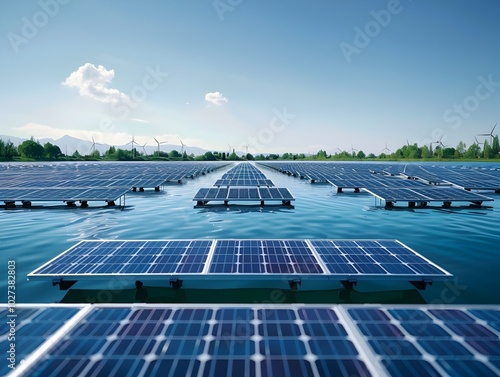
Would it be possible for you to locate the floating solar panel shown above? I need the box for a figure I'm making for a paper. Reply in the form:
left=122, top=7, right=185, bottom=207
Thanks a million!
left=8, top=304, right=500, bottom=377
left=28, top=239, right=452, bottom=287
left=0, top=188, right=129, bottom=203
left=193, top=187, right=295, bottom=205
left=209, top=240, right=324, bottom=274
left=310, top=240, right=450, bottom=277
left=0, top=161, right=230, bottom=206
left=214, top=179, right=274, bottom=187
left=29, top=240, right=213, bottom=279
left=364, top=187, right=494, bottom=206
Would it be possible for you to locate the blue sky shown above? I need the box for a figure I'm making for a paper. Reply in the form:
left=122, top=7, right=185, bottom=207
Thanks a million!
left=1, top=0, right=499, bottom=155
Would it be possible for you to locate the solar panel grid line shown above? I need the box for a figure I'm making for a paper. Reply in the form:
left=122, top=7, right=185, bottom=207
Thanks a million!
left=391, top=240, right=452, bottom=277
left=335, top=306, right=391, bottom=377
left=341, top=305, right=451, bottom=377
left=341, top=304, right=500, bottom=377
left=29, top=240, right=214, bottom=278
left=420, top=308, right=500, bottom=369
left=308, top=239, right=452, bottom=279
left=7, top=305, right=94, bottom=377
left=28, top=240, right=88, bottom=276
left=380, top=308, right=454, bottom=376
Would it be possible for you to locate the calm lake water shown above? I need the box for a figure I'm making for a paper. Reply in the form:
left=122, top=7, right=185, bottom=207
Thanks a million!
left=1, top=161, right=499, bottom=305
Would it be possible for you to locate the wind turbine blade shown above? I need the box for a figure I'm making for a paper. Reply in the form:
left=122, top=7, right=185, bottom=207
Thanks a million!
left=492, top=123, right=497, bottom=133
left=154, top=137, right=159, bottom=144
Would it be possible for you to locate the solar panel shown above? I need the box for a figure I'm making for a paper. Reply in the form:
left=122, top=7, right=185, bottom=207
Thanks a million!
left=346, top=305, right=500, bottom=377
left=310, top=240, right=449, bottom=277
left=28, top=239, right=452, bottom=286
left=0, top=188, right=129, bottom=202
left=214, top=179, right=274, bottom=187
left=364, top=187, right=494, bottom=205
left=0, top=162, right=230, bottom=204
left=9, top=304, right=500, bottom=377
left=29, top=240, right=213, bottom=278
left=0, top=305, right=83, bottom=377
left=209, top=240, right=324, bottom=274
left=193, top=187, right=295, bottom=204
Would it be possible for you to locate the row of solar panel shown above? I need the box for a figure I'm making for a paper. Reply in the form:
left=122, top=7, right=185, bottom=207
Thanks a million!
left=0, top=162, right=229, bottom=190
left=364, top=187, right=494, bottom=203
left=0, top=162, right=230, bottom=202
left=0, top=188, right=130, bottom=202
left=28, top=239, right=451, bottom=281
left=214, top=179, right=275, bottom=187
left=193, top=187, right=294, bottom=202
left=258, top=161, right=500, bottom=191
left=3, top=304, right=499, bottom=377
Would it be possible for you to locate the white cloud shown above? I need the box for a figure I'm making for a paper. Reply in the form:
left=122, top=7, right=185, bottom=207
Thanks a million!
left=131, top=118, right=149, bottom=123
left=62, top=63, right=130, bottom=104
left=204, top=91, right=228, bottom=105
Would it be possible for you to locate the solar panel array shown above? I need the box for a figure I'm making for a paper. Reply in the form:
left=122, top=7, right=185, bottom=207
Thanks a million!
left=364, top=187, right=494, bottom=205
left=258, top=162, right=498, bottom=206
left=7, top=304, right=500, bottom=377
left=28, top=239, right=452, bottom=285
left=194, top=187, right=294, bottom=202
left=0, top=161, right=229, bottom=205
left=214, top=178, right=274, bottom=187
left=194, top=162, right=295, bottom=205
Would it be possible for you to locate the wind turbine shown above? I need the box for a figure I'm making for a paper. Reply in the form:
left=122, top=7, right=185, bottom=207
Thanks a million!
left=381, top=143, right=391, bottom=154
left=243, top=144, right=250, bottom=154
left=153, top=137, right=167, bottom=156
left=349, top=145, right=358, bottom=154
left=127, top=135, right=136, bottom=158
left=477, top=123, right=497, bottom=144
left=433, top=135, right=448, bottom=148
left=140, top=140, right=148, bottom=156
left=228, top=143, right=234, bottom=154
left=180, top=140, right=186, bottom=154
left=89, top=136, right=105, bottom=155
left=334, top=146, right=342, bottom=154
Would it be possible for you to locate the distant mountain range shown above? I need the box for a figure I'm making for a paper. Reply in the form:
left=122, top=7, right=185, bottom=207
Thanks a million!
left=0, top=134, right=221, bottom=157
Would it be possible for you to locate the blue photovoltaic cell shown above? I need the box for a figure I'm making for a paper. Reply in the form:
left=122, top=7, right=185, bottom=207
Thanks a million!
left=30, top=240, right=212, bottom=277
left=22, top=305, right=370, bottom=377
left=8, top=304, right=500, bottom=377
left=310, top=239, right=450, bottom=277
left=194, top=187, right=294, bottom=202
left=0, top=306, right=80, bottom=377
left=348, top=306, right=500, bottom=377
left=209, top=240, right=324, bottom=274
left=364, top=187, right=493, bottom=204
